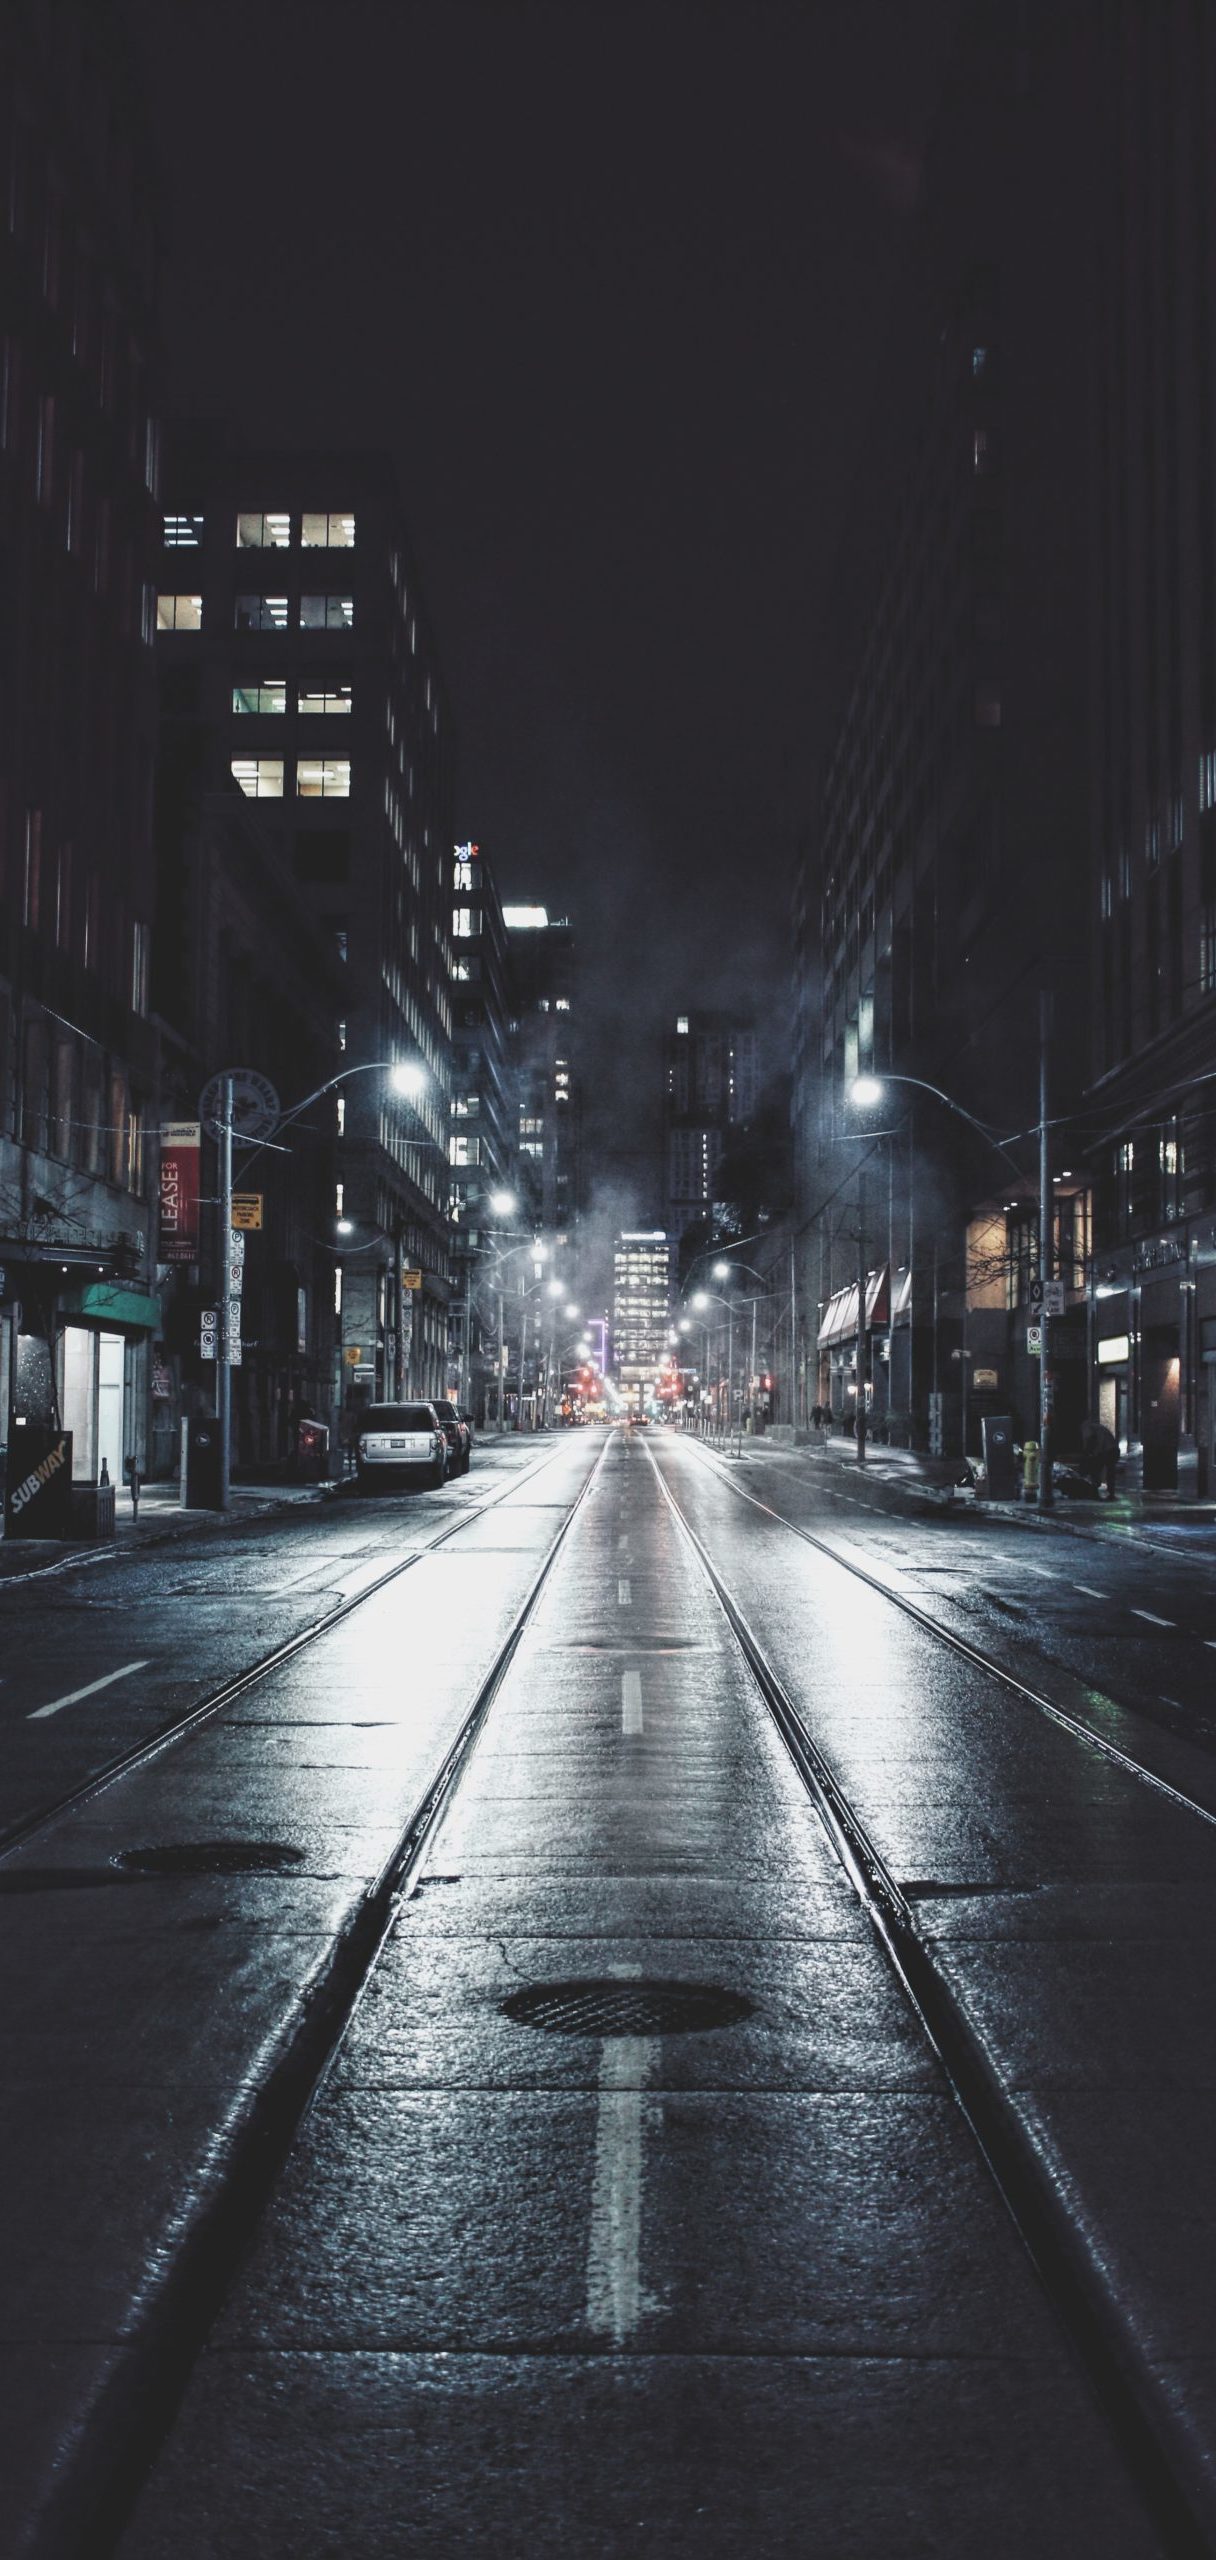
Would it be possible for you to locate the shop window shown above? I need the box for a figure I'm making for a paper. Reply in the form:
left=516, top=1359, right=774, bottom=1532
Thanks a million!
left=236, top=510, right=290, bottom=547
left=157, top=593, right=202, bottom=630
left=301, top=511, right=355, bottom=547
left=231, top=758, right=284, bottom=799
left=298, top=681, right=353, bottom=715
left=51, top=1029, right=75, bottom=1156
left=232, top=679, right=286, bottom=715
left=300, top=593, right=353, bottom=629
left=34, top=393, right=54, bottom=505
left=235, top=594, right=288, bottom=631
left=296, top=758, right=350, bottom=799
left=131, top=919, right=150, bottom=1014
left=22, top=809, right=41, bottom=929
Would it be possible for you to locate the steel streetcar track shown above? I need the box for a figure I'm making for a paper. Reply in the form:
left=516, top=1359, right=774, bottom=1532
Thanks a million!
left=0, top=1438, right=579, bottom=1867
left=686, top=1440, right=1216, bottom=1836
left=40, top=1434, right=611, bottom=2560
left=645, top=1443, right=1208, bottom=2555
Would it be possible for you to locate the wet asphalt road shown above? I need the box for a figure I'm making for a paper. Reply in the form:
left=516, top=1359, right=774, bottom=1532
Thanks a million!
left=7, top=1427, right=1216, bottom=2551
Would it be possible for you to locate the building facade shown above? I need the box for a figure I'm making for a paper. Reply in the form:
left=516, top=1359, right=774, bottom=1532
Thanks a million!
left=793, top=2, right=1092, bottom=1459
left=1085, top=4, right=1216, bottom=1494
left=503, top=906, right=580, bottom=1247
left=663, top=1011, right=759, bottom=1256
left=612, top=1229, right=672, bottom=1393
left=0, top=0, right=164, bottom=1518
left=449, top=840, right=520, bottom=1420
left=154, top=434, right=455, bottom=1423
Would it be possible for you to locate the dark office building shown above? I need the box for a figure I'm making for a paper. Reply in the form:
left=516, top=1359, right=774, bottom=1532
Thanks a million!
left=662, top=1010, right=759, bottom=1257
left=793, top=2, right=1092, bottom=1457
left=1086, top=5, right=1216, bottom=1494
left=0, top=0, right=163, bottom=1512
left=154, top=435, right=455, bottom=1415
left=503, top=905, right=580, bottom=1247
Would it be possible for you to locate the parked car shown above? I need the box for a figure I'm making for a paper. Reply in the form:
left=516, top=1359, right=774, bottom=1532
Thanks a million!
left=355, top=1403, right=447, bottom=1490
left=431, top=1398, right=472, bottom=1474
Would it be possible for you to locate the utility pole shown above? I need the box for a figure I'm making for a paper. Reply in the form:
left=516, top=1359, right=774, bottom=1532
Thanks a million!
left=217, top=1071, right=233, bottom=1512
left=495, top=1283, right=504, bottom=1431
left=856, top=1164, right=868, bottom=1467
left=1038, top=990, right=1054, bottom=1510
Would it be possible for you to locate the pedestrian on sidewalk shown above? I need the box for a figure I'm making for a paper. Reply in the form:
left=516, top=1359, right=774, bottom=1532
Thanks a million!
left=1079, top=1416, right=1119, bottom=1500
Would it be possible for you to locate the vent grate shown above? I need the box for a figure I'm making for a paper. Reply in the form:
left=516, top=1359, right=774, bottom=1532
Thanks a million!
left=501, top=1978, right=753, bottom=2038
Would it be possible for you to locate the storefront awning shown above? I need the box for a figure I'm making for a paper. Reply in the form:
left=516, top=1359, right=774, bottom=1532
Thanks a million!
left=818, top=1268, right=890, bottom=1348
left=60, top=1282, right=161, bottom=1332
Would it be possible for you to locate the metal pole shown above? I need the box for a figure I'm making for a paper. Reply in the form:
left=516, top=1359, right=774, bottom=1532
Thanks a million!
left=496, top=1285, right=504, bottom=1431
left=1038, top=991, right=1054, bottom=1509
left=789, top=1235, right=799, bottom=1430
left=462, top=1256, right=472, bottom=1409
left=856, top=1165, right=868, bottom=1466
left=750, top=1296, right=758, bottom=1443
left=218, top=1071, right=233, bottom=1511
left=726, top=1302, right=733, bottom=1448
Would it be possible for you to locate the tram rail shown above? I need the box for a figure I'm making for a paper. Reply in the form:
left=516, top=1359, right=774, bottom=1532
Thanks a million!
left=647, top=1438, right=1213, bottom=2555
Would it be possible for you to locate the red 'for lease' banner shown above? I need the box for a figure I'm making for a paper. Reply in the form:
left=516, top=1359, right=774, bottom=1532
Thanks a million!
left=159, top=1122, right=201, bottom=1263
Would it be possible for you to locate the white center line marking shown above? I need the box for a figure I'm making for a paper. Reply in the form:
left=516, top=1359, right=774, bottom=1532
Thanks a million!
left=28, top=1659, right=150, bottom=1721
left=618, top=1578, right=632, bottom=1606
left=618, top=1533, right=629, bottom=1549
left=1205, top=1640, right=1216, bottom=1652
left=621, top=1670, right=643, bottom=1734
left=1131, top=1609, right=1174, bottom=1628
left=586, top=2032, right=654, bottom=2346
left=1073, top=1584, right=1105, bottom=1599
left=1022, top=1563, right=1056, bottom=1578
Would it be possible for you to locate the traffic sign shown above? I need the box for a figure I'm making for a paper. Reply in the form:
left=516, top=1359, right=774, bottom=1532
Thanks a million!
left=229, top=1228, right=246, bottom=1261
left=401, top=1267, right=423, bottom=1291
left=228, top=1262, right=245, bottom=1295
left=1042, top=1280, right=1066, bottom=1316
left=344, top=1344, right=365, bottom=1366
left=1027, top=1278, right=1044, bottom=1310
left=231, top=1194, right=263, bottom=1231
left=198, top=1068, right=280, bottom=1146
left=1026, top=1323, right=1043, bottom=1357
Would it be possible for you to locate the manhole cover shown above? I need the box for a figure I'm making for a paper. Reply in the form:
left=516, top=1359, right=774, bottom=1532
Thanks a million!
left=112, top=1841, right=305, bottom=1876
left=500, top=1978, right=754, bottom=2037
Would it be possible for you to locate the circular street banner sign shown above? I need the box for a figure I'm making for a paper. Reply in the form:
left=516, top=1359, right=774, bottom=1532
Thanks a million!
left=199, top=1067, right=281, bottom=1145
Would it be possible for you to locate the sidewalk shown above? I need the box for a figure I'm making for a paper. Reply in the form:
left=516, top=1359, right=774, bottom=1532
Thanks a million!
left=732, top=1426, right=1216, bottom=1546
left=0, top=1475, right=337, bottom=1583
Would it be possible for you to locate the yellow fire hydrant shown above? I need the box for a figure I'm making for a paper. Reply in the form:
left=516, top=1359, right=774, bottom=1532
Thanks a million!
left=1022, top=1439, right=1040, bottom=1501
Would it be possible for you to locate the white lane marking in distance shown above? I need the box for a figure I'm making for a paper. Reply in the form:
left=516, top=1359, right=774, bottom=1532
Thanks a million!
left=1022, top=1563, right=1056, bottom=1577
left=1073, top=1584, right=1105, bottom=1598
left=618, top=1578, right=632, bottom=1606
left=28, top=1659, right=151, bottom=1721
left=621, top=1670, right=643, bottom=1734
left=1131, top=1609, right=1174, bottom=1628
left=586, top=2027, right=655, bottom=2346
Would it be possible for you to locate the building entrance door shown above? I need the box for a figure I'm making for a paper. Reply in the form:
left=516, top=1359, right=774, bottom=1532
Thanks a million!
left=1141, top=1324, right=1181, bottom=1490
left=97, top=1332, right=124, bottom=1486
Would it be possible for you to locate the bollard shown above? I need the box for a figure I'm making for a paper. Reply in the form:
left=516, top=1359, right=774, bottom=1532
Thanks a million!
left=1022, top=1439, right=1040, bottom=1503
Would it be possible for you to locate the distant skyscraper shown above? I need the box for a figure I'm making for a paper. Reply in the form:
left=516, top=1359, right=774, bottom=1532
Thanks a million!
left=503, top=906, right=580, bottom=1247
left=662, top=1012, right=759, bottom=1247
left=612, top=1229, right=672, bottom=1385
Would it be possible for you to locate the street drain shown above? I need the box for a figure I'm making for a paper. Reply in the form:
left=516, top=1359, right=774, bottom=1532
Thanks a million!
left=112, top=1841, right=305, bottom=1877
left=501, top=1978, right=754, bottom=2037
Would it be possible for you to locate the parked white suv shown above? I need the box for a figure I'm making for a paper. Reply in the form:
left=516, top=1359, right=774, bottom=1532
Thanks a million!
left=355, top=1403, right=447, bottom=1490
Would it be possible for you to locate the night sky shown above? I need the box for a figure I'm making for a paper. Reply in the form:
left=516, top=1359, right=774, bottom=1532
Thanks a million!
left=131, top=0, right=957, bottom=1204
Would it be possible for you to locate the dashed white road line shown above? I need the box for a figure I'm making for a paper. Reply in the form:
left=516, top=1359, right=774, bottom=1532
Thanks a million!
left=1130, top=1609, right=1174, bottom=1628
left=1022, top=1563, right=1056, bottom=1578
left=1073, top=1584, right=1105, bottom=1599
left=621, top=1670, right=644, bottom=1735
left=618, top=1578, right=632, bottom=1606
left=586, top=2032, right=654, bottom=2345
left=28, top=1659, right=150, bottom=1721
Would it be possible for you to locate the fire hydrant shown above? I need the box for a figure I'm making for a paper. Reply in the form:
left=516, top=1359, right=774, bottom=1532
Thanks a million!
left=1022, top=1439, right=1040, bottom=1501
